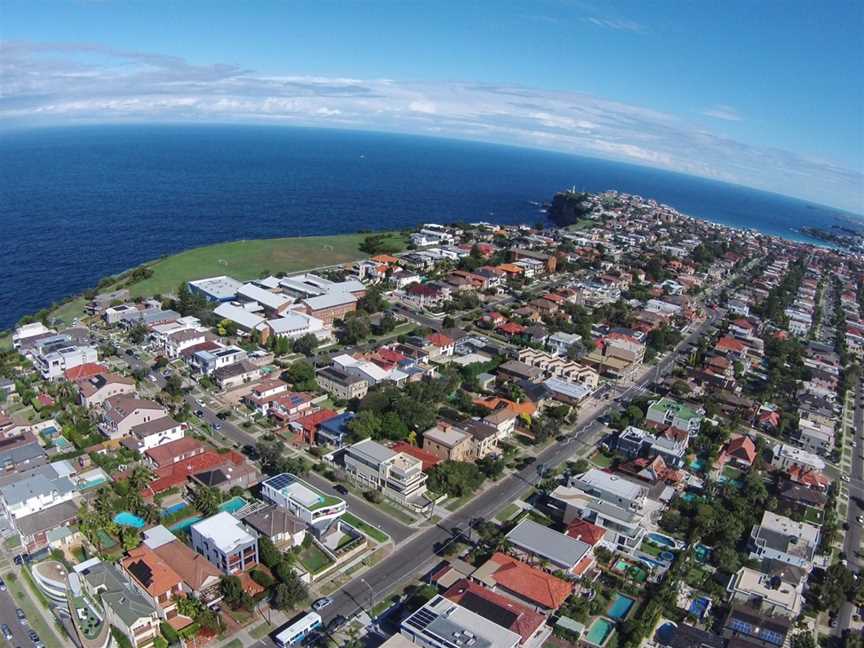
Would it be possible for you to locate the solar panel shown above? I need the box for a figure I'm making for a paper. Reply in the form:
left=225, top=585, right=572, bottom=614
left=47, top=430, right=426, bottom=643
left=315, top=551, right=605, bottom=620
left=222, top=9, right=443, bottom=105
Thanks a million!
left=729, top=619, right=753, bottom=635
left=266, top=473, right=294, bottom=491
left=762, top=630, right=784, bottom=645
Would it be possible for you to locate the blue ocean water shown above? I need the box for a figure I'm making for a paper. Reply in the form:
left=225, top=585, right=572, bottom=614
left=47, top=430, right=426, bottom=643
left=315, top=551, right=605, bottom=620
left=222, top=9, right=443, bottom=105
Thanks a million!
left=0, top=124, right=858, bottom=331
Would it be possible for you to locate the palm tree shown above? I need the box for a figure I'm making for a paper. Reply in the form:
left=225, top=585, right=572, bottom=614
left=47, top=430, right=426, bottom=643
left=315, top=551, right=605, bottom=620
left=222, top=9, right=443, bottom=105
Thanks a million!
left=127, top=466, right=154, bottom=492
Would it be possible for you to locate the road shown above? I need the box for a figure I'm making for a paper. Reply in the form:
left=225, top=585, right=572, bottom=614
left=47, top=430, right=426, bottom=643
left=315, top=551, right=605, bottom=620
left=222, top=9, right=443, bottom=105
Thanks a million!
left=839, top=378, right=863, bottom=631
left=0, top=585, right=29, bottom=648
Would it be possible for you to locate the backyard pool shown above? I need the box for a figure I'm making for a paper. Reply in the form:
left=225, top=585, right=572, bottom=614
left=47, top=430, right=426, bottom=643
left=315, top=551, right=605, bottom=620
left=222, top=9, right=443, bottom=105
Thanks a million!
left=613, top=559, right=648, bottom=582
left=656, top=622, right=677, bottom=645
left=659, top=551, right=676, bottom=562
left=689, top=458, right=705, bottom=472
left=586, top=618, right=615, bottom=646
left=169, top=516, right=202, bottom=532
left=694, top=544, right=712, bottom=563
left=648, top=532, right=680, bottom=549
left=219, top=496, right=247, bottom=514
left=113, top=512, right=145, bottom=528
left=688, top=597, right=711, bottom=619
left=607, top=593, right=636, bottom=620
left=162, top=501, right=188, bottom=516
left=54, top=436, right=73, bottom=450
left=80, top=477, right=107, bottom=490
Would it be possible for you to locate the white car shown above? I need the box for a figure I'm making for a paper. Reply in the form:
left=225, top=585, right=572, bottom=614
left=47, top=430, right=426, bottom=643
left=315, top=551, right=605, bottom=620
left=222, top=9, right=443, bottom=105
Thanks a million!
left=843, top=474, right=851, bottom=482
left=858, top=515, right=864, bottom=525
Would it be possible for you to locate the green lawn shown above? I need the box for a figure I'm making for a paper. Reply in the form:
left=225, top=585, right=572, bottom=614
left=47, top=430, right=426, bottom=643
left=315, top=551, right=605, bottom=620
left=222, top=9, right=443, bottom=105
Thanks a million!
left=5, top=573, right=66, bottom=648
left=298, top=544, right=334, bottom=574
left=343, top=513, right=390, bottom=543
left=249, top=623, right=273, bottom=640
left=590, top=451, right=615, bottom=468
left=494, top=503, right=519, bottom=522
left=127, top=233, right=405, bottom=298
left=30, top=232, right=406, bottom=330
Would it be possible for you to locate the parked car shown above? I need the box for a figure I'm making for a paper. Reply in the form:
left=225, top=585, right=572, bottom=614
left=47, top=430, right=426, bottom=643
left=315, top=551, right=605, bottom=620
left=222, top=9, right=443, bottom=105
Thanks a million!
left=0, top=576, right=6, bottom=591
left=2, top=625, right=13, bottom=641
left=16, top=608, right=27, bottom=625
left=334, top=485, right=349, bottom=496
left=312, top=597, right=333, bottom=611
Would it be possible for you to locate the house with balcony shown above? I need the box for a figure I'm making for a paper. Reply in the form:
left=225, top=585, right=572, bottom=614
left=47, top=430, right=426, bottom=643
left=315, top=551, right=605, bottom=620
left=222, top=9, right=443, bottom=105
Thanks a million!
left=342, top=438, right=428, bottom=506
left=261, top=473, right=346, bottom=537
left=79, top=559, right=161, bottom=648
left=749, top=511, right=820, bottom=571
left=505, top=520, right=594, bottom=576
left=127, top=417, right=187, bottom=452
left=120, top=544, right=186, bottom=622
left=143, top=525, right=223, bottom=606
left=76, top=372, right=136, bottom=408
left=615, top=425, right=688, bottom=468
left=645, top=397, right=703, bottom=437
left=99, top=395, right=169, bottom=440
left=190, top=511, right=259, bottom=575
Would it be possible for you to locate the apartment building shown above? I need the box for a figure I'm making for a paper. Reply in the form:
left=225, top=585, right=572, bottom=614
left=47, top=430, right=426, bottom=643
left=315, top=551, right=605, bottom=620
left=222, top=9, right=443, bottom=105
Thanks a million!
left=342, top=438, right=428, bottom=505
left=316, top=366, right=369, bottom=401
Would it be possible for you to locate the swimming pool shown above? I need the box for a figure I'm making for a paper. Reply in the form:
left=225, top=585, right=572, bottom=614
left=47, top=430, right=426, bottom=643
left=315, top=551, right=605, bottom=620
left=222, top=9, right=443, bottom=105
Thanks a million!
left=648, top=532, right=680, bottom=549
left=169, top=516, right=202, bottom=532
left=54, top=436, right=73, bottom=450
left=689, top=458, right=704, bottom=472
left=689, top=597, right=711, bottom=618
left=162, top=501, right=188, bottom=516
left=659, top=551, right=676, bottom=562
left=80, top=477, right=107, bottom=490
left=607, top=594, right=636, bottom=620
left=113, top=512, right=145, bottom=528
left=586, top=618, right=615, bottom=646
left=694, top=544, right=712, bottom=562
left=219, top=496, right=247, bottom=514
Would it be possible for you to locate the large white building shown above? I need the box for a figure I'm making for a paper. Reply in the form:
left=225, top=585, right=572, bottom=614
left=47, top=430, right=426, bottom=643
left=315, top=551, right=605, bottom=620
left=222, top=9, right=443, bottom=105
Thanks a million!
left=342, top=439, right=428, bottom=505
left=190, top=512, right=259, bottom=575
left=261, top=473, right=346, bottom=536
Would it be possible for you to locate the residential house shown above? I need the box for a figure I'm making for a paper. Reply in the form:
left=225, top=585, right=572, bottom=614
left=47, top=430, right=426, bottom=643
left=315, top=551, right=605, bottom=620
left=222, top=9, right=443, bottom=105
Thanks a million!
left=242, top=504, right=306, bottom=549
left=79, top=560, right=161, bottom=648
left=143, top=437, right=207, bottom=469
left=727, top=567, right=803, bottom=618
left=143, top=526, right=223, bottom=605
left=645, top=398, right=703, bottom=437
left=315, top=412, right=355, bottom=447
left=749, top=511, right=820, bottom=570
left=120, top=545, right=185, bottom=621
left=422, top=423, right=474, bottom=463
left=100, top=395, right=168, bottom=440
left=76, top=372, right=136, bottom=408
left=472, top=551, right=572, bottom=611
left=190, top=512, right=259, bottom=575
left=127, top=417, right=187, bottom=452
left=505, top=519, right=594, bottom=576
left=261, top=473, right=347, bottom=536
left=316, top=367, right=369, bottom=401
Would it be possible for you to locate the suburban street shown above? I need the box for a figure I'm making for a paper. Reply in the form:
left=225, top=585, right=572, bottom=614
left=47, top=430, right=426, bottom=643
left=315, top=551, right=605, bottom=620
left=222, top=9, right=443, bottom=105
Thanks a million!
left=839, top=378, right=863, bottom=631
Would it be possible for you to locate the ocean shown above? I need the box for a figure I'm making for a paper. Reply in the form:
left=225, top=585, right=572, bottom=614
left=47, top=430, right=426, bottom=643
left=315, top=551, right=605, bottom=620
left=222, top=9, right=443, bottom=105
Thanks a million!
left=0, top=124, right=859, bottom=331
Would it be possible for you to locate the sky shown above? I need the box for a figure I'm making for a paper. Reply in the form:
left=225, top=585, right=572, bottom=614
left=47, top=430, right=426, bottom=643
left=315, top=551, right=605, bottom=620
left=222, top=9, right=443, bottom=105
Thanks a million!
left=1, top=0, right=863, bottom=213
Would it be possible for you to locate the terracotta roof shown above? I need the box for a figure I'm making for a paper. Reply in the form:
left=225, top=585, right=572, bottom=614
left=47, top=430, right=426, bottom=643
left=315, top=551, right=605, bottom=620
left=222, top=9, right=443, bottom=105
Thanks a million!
left=121, top=544, right=182, bottom=596
left=63, top=363, right=108, bottom=381
left=473, top=397, right=536, bottom=418
left=144, top=437, right=206, bottom=467
left=498, top=321, right=526, bottom=335
left=392, top=442, right=442, bottom=471
left=426, top=333, right=454, bottom=348
left=293, top=409, right=338, bottom=432
left=716, top=336, right=746, bottom=353
left=144, top=449, right=246, bottom=495
left=566, top=518, right=606, bottom=546
left=486, top=552, right=572, bottom=610
left=725, top=435, right=756, bottom=464
left=444, top=579, right=545, bottom=643
left=152, top=540, right=221, bottom=591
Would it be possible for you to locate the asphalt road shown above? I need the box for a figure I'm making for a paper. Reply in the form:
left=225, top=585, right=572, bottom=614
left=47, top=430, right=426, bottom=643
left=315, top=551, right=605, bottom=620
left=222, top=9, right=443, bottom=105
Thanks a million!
left=839, top=379, right=864, bottom=631
left=0, top=585, right=30, bottom=648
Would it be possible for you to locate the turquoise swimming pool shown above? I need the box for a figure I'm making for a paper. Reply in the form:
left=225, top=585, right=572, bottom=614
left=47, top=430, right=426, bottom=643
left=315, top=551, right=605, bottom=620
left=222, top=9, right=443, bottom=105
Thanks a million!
left=607, top=593, right=635, bottom=620
left=586, top=618, right=615, bottom=646
left=219, top=496, right=247, bottom=514
left=113, top=512, right=145, bottom=528
left=162, top=501, right=188, bottom=516
left=169, top=516, right=202, bottom=532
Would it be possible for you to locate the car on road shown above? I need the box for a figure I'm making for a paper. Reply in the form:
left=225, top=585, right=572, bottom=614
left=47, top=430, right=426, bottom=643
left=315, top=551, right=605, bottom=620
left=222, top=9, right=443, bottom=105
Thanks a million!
left=312, top=597, right=333, bottom=611
left=148, top=375, right=157, bottom=383
left=16, top=608, right=27, bottom=625
left=334, top=485, right=349, bottom=496
left=0, top=576, right=6, bottom=591
left=213, top=423, right=223, bottom=431
left=195, top=409, right=205, bottom=417
left=858, top=515, right=864, bottom=525
left=843, top=474, right=852, bottom=482
left=2, top=624, right=12, bottom=641
left=327, top=614, right=347, bottom=632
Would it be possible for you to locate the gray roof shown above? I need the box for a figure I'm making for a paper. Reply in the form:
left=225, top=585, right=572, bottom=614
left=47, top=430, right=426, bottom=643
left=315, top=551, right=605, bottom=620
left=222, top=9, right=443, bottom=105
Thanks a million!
left=505, top=519, right=590, bottom=569
left=80, top=561, right=157, bottom=627
left=303, top=292, right=357, bottom=311
left=348, top=438, right=397, bottom=465
left=242, top=504, right=305, bottom=539
left=15, top=499, right=79, bottom=537
left=0, top=471, right=74, bottom=506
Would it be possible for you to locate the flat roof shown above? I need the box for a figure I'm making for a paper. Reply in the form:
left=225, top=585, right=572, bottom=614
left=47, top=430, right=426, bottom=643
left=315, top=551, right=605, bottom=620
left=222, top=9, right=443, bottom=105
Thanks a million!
left=506, top=519, right=590, bottom=569
left=191, top=511, right=255, bottom=551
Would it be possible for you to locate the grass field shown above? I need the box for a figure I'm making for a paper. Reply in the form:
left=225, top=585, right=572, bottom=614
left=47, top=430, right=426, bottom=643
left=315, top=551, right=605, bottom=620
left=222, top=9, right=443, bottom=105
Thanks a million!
left=23, top=232, right=406, bottom=330
left=343, top=512, right=390, bottom=544
left=298, top=544, right=333, bottom=574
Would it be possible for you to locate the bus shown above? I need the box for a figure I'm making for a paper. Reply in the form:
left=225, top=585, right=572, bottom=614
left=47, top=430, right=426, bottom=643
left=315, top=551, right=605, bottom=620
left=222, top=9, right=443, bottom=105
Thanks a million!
left=274, top=611, right=323, bottom=647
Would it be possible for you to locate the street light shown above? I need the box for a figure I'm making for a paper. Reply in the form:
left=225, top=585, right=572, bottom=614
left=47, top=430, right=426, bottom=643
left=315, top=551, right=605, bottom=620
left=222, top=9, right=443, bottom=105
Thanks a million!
left=360, top=578, right=374, bottom=621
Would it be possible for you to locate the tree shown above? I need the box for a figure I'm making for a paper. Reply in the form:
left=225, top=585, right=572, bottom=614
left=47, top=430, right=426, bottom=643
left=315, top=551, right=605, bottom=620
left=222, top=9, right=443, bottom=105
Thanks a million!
left=259, top=536, right=283, bottom=569
left=292, top=333, right=319, bottom=356
left=220, top=575, right=246, bottom=608
left=358, top=287, right=389, bottom=314
left=347, top=410, right=383, bottom=441
left=192, top=486, right=222, bottom=517
left=271, top=573, right=308, bottom=610
left=250, top=569, right=275, bottom=589
left=427, top=461, right=485, bottom=497
left=282, top=360, right=317, bottom=391
left=341, top=315, right=371, bottom=344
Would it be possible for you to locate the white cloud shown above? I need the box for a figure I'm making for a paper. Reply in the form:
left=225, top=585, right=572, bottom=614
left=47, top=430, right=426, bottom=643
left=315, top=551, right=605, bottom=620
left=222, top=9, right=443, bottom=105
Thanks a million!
left=585, top=17, right=646, bottom=33
left=702, top=105, right=743, bottom=121
left=0, top=40, right=860, bottom=213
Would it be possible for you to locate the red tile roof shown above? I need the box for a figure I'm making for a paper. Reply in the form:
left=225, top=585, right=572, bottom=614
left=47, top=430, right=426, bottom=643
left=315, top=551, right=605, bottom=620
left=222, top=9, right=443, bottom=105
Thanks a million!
left=426, top=333, right=454, bottom=348
left=63, top=363, right=108, bottom=381
left=444, top=579, right=545, bottom=643
left=143, top=449, right=246, bottom=496
left=725, top=435, right=757, bottom=464
left=144, top=437, right=207, bottom=468
left=566, top=518, right=606, bottom=546
left=498, top=321, right=526, bottom=335
left=486, top=552, right=572, bottom=610
left=392, top=442, right=442, bottom=471
left=121, top=545, right=182, bottom=597
left=716, top=336, right=746, bottom=353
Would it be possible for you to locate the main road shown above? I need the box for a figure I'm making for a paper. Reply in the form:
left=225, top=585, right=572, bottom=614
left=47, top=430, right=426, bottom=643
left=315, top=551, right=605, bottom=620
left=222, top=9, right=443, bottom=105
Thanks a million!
left=839, top=378, right=863, bottom=631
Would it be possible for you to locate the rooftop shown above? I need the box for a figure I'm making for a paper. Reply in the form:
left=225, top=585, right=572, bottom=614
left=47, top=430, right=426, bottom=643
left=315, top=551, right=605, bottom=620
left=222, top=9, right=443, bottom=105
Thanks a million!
left=191, top=511, right=256, bottom=551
